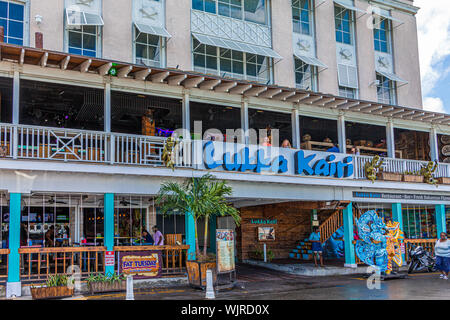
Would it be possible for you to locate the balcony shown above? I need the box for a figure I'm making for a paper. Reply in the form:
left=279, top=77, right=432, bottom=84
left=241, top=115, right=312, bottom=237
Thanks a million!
left=1, top=123, right=450, bottom=185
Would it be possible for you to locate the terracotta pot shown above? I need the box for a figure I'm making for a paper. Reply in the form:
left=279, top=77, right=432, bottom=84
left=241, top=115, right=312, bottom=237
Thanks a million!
left=30, top=286, right=74, bottom=300
left=438, top=177, right=450, bottom=185
left=402, top=175, right=424, bottom=183
left=88, top=281, right=126, bottom=294
left=377, top=172, right=402, bottom=181
left=186, top=261, right=217, bottom=289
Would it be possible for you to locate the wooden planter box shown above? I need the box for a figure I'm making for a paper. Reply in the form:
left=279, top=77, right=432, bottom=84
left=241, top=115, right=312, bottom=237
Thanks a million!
left=437, top=177, right=450, bottom=185
left=402, top=175, right=424, bottom=183
left=30, top=286, right=74, bottom=300
left=377, top=172, right=402, bottom=181
left=88, top=281, right=126, bottom=294
left=186, top=261, right=217, bottom=289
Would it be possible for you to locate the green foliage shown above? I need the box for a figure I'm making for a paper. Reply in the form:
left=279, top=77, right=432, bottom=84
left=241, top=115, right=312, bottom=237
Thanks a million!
left=86, top=273, right=126, bottom=284
left=253, top=248, right=275, bottom=262
left=404, top=170, right=420, bottom=176
left=45, top=274, right=70, bottom=287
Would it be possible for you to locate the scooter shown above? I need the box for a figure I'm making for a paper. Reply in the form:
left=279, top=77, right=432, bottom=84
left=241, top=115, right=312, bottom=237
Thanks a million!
left=407, top=246, right=436, bottom=274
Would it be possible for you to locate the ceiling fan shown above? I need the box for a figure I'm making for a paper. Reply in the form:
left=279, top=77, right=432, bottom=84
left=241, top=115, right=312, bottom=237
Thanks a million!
left=119, top=198, right=140, bottom=206
left=47, top=196, right=68, bottom=205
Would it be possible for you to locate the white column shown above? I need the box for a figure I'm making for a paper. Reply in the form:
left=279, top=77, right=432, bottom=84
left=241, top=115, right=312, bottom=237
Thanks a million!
left=182, top=90, right=190, bottom=137
left=386, top=119, right=395, bottom=158
left=12, top=71, right=19, bottom=160
left=241, top=98, right=249, bottom=144
left=291, top=108, right=300, bottom=149
left=430, top=126, right=439, bottom=162
left=104, top=82, right=111, bottom=133
left=337, top=113, right=346, bottom=153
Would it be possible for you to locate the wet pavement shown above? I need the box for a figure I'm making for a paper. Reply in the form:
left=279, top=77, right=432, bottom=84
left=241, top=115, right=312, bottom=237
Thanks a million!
left=72, top=264, right=450, bottom=300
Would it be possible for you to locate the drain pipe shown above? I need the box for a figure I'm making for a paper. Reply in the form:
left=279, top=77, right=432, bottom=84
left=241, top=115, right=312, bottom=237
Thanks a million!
left=263, top=244, right=267, bottom=263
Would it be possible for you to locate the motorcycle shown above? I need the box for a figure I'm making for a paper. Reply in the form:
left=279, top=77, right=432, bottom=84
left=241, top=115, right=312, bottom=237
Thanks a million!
left=407, top=245, right=436, bottom=274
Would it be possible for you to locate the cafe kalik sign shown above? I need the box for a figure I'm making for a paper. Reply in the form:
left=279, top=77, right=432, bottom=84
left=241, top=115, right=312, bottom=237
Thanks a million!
left=202, top=141, right=354, bottom=178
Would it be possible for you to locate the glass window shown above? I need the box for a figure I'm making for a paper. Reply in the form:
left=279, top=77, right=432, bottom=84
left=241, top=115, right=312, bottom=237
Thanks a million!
left=193, top=0, right=267, bottom=25
left=192, top=0, right=217, bottom=13
left=68, top=25, right=99, bottom=57
left=114, top=196, right=149, bottom=246
left=218, top=0, right=242, bottom=19
left=0, top=0, right=25, bottom=45
left=244, top=0, right=266, bottom=24
left=339, top=86, right=356, bottom=99
left=374, top=17, right=390, bottom=53
left=135, top=27, right=162, bottom=67
left=376, top=74, right=396, bottom=105
left=295, top=58, right=315, bottom=91
left=335, top=5, right=353, bottom=45
left=292, top=0, right=311, bottom=35
left=402, top=205, right=436, bottom=239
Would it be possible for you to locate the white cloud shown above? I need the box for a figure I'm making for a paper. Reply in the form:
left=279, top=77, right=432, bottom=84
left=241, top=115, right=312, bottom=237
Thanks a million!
left=423, top=96, right=446, bottom=113
left=416, top=0, right=450, bottom=100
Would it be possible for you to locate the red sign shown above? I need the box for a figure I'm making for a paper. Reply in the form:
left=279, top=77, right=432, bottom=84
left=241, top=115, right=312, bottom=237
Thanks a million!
left=105, top=251, right=115, bottom=267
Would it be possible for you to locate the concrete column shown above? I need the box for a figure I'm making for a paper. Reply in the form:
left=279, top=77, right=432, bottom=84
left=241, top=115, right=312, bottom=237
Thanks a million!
left=291, top=108, right=300, bottom=149
left=337, top=114, right=346, bottom=153
left=343, top=202, right=356, bottom=268
left=208, top=216, right=216, bottom=254
left=430, top=127, right=439, bottom=162
left=166, top=0, right=191, bottom=70
left=436, top=204, right=447, bottom=236
left=182, top=91, right=190, bottom=139
left=392, top=203, right=406, bottom=263
left=185, top=211, right=196, bottom=261
left=386, top=119, right=395, bottom=158
left=104, top=82, right=111, bottom=133
left=12, top=71, right=19, bottom=125
left=240, top=99, right=249, bottom=144
left=104, top=193, right=115, bottom=275
left=7, top=193, right=21, bottom=298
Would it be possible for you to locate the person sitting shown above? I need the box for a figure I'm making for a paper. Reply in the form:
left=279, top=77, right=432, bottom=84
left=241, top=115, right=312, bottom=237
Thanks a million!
left=281, top=139, right=292, bottom=148
left=141, top=229, right=154, bottom=245
left=152, top=225, right=165, bottom=246
left=326, top=143, right=340, bottom=153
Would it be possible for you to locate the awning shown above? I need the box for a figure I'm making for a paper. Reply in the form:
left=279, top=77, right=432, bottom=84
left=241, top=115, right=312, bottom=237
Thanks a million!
left=372, top=8, right=403, bottom=23
left=376, top=70, right=408, bottom=84
left=192, top=33, right=282, bottom=59
left=294, top=54, right=327, bottom=69
left=66, top=9, right=104, bottom=26
left=333, top=0, right=366, bottom=14
left=135, top=22, right=172, bottom=38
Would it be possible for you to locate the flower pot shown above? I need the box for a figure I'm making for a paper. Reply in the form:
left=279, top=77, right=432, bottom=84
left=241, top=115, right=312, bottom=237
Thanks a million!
left=377, top=172, right=402, bottom=182
left=186, top=261, right=217, bottom=289
left=437, top=177, right=450, bottom=185
left=402, top=175, right=424, bottom=183
left=30, top=286, right=74, bottom=300
left=88, top=281, right=126, bottom=294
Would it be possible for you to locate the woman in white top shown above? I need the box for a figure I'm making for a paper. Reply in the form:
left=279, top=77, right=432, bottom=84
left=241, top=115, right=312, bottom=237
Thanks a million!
left=434, top=232, right=450, bottom=280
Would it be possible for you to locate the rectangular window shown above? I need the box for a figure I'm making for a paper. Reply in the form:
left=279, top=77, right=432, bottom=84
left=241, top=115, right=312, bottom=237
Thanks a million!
left=335, top=5, right=353, bottom=45
left=295, top=58, right=315, bottom=91
left=135, top=27, right=162, bottom=67
left=376, top=73, right=396, bottom=105
left=292, top=0, right=311, bottom=35
left=339, top=86, right=356, bottom=98
left=193, top=38, right=271, bottom=83
left=67, top=25, right=99, bottom=57
left=192, top=0, right=267, bottom=25
left=373, top=17, right=391, bottom=53
left=0, top=0, right=24, bottom=45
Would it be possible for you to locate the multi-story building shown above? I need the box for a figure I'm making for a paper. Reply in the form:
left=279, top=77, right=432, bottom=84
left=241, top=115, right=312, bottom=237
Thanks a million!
left=0, top=0, right=448, bottom=297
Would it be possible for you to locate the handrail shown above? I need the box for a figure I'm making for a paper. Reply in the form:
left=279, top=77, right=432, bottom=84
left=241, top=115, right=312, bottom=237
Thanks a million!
left=19, top=246, right=106, bottom=254
left=319, top=210, right=342, bottom=243
left=113, top=245, right=189, bottom=251
left=0, top=249, right=10, bottom=254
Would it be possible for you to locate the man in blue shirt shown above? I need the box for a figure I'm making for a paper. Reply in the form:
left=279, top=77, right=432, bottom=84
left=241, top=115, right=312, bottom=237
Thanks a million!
left=308, top=227, right=324, bottom=267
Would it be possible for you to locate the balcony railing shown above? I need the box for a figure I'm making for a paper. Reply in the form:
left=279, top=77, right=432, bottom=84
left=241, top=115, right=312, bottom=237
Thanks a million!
left=2, top=123, right=450, bottom=181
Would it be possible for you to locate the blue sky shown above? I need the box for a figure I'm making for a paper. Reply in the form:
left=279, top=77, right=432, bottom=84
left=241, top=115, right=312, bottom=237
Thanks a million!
left=416, top=0, right=450, bottom=114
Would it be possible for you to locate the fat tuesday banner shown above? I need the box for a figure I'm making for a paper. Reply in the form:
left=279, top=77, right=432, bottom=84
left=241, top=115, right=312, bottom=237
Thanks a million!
left=196, top=141, right=354, bottom=179
left=118, top=250, right=162, bottom=279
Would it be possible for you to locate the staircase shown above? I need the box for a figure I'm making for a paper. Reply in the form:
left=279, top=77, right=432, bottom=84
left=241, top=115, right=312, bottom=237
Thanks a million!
left=289, top=239, right=314, bottom=261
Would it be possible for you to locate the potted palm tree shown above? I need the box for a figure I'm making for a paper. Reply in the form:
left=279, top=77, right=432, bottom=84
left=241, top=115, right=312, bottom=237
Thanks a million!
left=156, top=173, right=240, bottom=289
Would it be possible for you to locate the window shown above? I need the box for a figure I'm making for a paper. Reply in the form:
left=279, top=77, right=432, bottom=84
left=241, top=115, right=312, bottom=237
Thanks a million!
left=0, top=0, right=25, bottom=45
left=376, top=74, right=396, bottom=105
left=292, top=0, right=311, bottom=35
left=402, top=205, right=436, bottom=239
left=335, top=5, right=353, bottom=45
left=295, top=58, right=315, bottom=91
left=192, top=0, right=267, bottom=25
left=339, top=86, right=356, bottom=99
left=374, top=17, right=390, bottom=53
left=67, top=25, right=99, bottom=57
left=193, top=38, right=271, bottom=83
left=135, top=27, right=162, bottom=67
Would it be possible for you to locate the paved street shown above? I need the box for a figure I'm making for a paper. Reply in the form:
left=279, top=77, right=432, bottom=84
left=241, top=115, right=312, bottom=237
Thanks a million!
left=72, top=264, right=450, bottom=300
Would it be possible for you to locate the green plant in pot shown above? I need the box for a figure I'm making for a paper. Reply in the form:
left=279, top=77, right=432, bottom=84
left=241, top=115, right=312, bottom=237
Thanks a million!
left=156, top=173, right=241, bottom=288
left=87, top=273, right=127, bottom=294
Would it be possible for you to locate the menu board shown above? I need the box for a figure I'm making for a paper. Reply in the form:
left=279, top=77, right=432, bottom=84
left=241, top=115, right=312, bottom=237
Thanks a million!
left=216, top=229, right=235, bottom=273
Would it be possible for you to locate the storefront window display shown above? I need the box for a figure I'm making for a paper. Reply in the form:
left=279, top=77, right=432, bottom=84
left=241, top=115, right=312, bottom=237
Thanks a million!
left=402, top=205, right=436, bottom=239
left=114, top=196, right=150, bottom=246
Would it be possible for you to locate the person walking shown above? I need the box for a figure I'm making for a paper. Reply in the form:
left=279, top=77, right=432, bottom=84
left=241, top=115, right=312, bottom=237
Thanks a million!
left=435, top=232, right=450, bottom=280
left=308, top=227, right=324, bottom=267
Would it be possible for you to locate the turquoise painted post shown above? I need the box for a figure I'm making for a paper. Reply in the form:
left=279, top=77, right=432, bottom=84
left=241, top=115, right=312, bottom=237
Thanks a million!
left=392, top=203, right=406, bottom=263
left=104, top=193, right=115, bottom=275
left=8, top=193, right=21, bottom=284
left=343, top=202, right=356, bottom=267
left=208, top=216, right=217, bottom=254
left=185, top=211, right=196, bottom=261
left=436, top=204, right=447, bottom=236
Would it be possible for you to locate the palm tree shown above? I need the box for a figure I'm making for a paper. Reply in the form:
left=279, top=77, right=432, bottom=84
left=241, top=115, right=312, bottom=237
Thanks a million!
left=156, top=173, right=240, bottom=259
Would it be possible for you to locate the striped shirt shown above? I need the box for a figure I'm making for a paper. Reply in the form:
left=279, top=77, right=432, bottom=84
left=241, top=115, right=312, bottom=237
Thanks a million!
left=435, top=239, right=450, bottom=258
